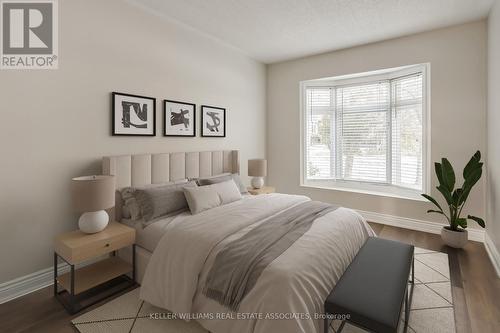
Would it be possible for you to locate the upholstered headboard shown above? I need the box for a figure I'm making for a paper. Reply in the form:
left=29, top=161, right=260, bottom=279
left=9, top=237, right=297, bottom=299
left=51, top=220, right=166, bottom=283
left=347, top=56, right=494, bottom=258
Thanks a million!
left=102, top=150, right=240, bottom=221
left=102, top=150, right=240, bottom=189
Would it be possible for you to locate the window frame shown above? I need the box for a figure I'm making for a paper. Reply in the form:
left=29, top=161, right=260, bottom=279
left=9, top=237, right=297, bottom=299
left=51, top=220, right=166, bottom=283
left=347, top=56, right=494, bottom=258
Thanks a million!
left=299, top=64, right=431, bottom=201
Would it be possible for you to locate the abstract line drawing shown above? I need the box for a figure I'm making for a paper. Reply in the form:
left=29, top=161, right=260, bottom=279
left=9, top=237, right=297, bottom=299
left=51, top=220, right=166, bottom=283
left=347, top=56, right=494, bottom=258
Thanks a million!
left=121, top=101, right=148, bottom=128
left=201, top=105, right=225, bottom=137
left=112, top=92, right=156, bottom=136
left=205, top=111, right=220, bottom=132
left=170, top=109, right=190, bottom=128
left=163, top=100, right=196, bottom=137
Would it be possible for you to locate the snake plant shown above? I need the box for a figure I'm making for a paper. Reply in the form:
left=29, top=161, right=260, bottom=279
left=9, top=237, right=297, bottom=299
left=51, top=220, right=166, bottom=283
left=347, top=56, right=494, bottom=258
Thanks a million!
left=422, top=151, right=485, bottom=231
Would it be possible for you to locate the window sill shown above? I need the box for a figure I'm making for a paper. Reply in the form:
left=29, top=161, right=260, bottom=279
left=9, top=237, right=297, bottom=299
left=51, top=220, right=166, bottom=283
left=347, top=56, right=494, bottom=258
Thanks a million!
left=300, top=181, right=428, bottom=202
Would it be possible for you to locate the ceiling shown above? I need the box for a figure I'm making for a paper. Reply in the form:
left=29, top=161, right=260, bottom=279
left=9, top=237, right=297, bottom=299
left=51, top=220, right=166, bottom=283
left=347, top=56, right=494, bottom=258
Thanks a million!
left=128, top=0, right=494, bottom=64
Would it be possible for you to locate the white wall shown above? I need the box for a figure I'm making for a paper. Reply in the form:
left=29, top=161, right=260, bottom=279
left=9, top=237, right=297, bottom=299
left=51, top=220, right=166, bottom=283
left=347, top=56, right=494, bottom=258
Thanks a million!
left=267, top=21, right=487, bottom=227
left=487, top=2, right=500, bottom=260
left=0, top=0, right=266, bottom=283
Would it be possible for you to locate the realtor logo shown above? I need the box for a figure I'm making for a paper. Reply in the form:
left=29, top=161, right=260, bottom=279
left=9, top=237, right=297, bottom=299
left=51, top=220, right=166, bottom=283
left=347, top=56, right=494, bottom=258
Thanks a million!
left=1, top=0, right=58, bottom=69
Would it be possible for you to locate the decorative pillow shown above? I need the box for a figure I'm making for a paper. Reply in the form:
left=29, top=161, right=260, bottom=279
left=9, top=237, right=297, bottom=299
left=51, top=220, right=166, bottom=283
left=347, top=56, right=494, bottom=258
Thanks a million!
left=210, top=179, right=242, bottom=204
left=183, top=186, right=222, bottom=215
left=121, top=204, right=132, bottom=219
left=197, top=173, right=248, bottom=194
left=121, top=180, right=194, bottom=225
left=183, top=179, right=242, bottom=215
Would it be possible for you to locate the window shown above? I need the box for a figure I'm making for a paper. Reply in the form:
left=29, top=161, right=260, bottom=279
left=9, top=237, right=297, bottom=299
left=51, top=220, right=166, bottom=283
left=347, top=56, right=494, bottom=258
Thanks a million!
left=301, top=64, right=429, bottom=199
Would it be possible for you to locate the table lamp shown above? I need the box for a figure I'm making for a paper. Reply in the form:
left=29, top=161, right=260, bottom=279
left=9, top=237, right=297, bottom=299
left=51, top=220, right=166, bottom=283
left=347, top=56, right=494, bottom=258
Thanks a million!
left=71, top=175, right=115, bottom=233
left=248, top=159, right=267, bottom=189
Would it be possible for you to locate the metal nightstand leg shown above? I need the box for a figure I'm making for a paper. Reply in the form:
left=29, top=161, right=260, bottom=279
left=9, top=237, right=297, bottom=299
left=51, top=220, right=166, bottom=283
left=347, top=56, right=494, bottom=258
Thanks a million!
left=53, top=252, right=58, bottom=296
left=132, top=244, right=136, bottom=282
left=54, top=245, right=138, bottom=315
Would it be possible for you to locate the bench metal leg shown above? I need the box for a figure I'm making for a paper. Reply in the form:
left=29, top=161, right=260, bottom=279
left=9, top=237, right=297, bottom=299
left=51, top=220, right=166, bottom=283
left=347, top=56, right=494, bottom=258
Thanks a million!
left=403, top=255, right=415, bottom=332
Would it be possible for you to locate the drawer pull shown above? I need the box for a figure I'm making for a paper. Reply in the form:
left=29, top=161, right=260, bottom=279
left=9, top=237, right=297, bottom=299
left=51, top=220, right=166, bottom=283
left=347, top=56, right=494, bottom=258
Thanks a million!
left=105, top=243, right=110, bottom=247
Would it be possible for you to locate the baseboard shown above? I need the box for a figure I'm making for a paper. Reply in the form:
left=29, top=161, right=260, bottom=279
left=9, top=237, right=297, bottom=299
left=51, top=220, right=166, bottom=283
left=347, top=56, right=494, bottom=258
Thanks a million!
left=356, top=209, right=485, bottom=242
left=484, top=233, right=500, bottom=278
left=0, top=263, right=69, bottom=305
left=0, top=256, right=105, bottom=305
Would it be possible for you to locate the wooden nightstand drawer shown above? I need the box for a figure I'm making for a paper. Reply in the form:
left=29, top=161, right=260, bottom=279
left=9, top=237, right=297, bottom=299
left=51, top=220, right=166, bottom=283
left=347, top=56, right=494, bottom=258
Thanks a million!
left=55, top=222, right=135, bottom=264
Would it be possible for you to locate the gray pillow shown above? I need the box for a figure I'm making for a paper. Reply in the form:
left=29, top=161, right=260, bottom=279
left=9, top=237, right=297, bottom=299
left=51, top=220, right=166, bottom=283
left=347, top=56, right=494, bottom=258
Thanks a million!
left=183, top=180, right=242, bottom=215
left=122, top=180, right=196, bottom=225
left=183, top=186, right=222, bottom=215
left=120, top=180, right=188, bottom=220
left=197, top=173, right=248, bottom=194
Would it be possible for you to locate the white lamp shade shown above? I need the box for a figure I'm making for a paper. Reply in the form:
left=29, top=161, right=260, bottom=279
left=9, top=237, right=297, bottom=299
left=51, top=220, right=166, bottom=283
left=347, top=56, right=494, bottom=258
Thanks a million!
left=71, top=175, right=115, bottom=213
left=248, top=159, right=267, bottom=177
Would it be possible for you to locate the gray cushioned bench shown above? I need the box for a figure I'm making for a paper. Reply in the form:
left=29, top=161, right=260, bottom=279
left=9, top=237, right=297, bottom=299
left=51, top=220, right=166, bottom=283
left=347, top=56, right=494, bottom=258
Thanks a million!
left=324, top=237, right=414, bottom=333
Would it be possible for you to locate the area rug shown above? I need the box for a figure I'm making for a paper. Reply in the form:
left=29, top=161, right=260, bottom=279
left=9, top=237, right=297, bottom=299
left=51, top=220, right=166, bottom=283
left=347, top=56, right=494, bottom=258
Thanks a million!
left=72, top=247, right=455, bottom=333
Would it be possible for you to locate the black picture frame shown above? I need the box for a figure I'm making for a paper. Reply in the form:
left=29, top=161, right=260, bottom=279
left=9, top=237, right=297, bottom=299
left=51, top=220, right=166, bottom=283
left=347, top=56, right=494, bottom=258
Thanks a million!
left=112, top=92, right=156, bottom=136
left=201, top=105, right=226, bottom=137
left=163, top=99, right=196, bottom=137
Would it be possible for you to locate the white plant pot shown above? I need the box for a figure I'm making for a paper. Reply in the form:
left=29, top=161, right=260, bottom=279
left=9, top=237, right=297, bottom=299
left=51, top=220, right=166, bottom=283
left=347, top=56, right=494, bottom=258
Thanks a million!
left=441, top=227, right=468, bottom=248
left=78, top=210, right=109, bottom=234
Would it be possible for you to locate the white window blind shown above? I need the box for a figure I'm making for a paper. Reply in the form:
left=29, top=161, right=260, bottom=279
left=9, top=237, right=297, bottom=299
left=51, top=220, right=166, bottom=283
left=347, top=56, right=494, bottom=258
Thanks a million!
left=305, top=88, right=334, bottom=179
left=337, top=82, right=390, bottom=183
left=303, top=66, right=426, bottom=195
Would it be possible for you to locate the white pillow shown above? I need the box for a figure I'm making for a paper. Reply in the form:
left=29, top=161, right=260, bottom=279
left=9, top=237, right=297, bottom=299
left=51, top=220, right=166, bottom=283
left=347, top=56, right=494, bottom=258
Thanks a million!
left=183, top=180, right=242, bottom=214
left=210, top=179, right=242, bottom=204
left=183, top=186, right=222, bottom=215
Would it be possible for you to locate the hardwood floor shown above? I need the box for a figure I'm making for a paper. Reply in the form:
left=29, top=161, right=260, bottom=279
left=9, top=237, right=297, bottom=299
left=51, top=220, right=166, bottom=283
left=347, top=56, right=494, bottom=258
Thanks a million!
left=0, top=223, right=499, bottom=333
left=369, top=223, right=500, bottom=333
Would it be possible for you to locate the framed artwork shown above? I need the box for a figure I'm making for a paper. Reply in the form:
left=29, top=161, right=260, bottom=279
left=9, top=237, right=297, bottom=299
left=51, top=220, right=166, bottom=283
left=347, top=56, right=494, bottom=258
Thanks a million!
left=112, top=92, right=156, bottom=136
left=163, top=100, right=196, bottom=137
left=201, top=105, right=226, bottom=137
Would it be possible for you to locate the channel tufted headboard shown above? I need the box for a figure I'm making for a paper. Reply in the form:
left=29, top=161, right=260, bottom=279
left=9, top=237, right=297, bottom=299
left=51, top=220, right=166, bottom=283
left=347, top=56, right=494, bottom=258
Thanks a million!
left=102, top=150, right=240, bottom=189
left=102, top=150, right=240, bottom=221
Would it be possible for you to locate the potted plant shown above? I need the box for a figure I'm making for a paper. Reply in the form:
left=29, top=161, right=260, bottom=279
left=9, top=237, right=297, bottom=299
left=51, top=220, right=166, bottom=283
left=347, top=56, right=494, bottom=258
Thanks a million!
left=422, top=151, right=485, bottom=248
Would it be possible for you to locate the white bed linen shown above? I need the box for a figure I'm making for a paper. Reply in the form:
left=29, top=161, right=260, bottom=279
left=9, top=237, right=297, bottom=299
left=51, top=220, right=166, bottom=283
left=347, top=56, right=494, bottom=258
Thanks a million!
left=140, top=193, right=374, bottom=333
left=121, top=213, right=187, bottom=252
left=122, top=194, right=254, bottom=252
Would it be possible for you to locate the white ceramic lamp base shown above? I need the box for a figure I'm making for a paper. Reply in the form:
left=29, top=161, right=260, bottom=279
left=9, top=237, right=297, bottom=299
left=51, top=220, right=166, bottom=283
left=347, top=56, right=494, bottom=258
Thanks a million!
left=78, top=210, right=109, bottom=234
left=251, top=177, right=264, bottom=189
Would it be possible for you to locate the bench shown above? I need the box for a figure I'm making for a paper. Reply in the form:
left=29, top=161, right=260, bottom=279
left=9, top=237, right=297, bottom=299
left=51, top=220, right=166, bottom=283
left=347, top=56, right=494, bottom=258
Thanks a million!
left=324, top=237, right=414, bottom=333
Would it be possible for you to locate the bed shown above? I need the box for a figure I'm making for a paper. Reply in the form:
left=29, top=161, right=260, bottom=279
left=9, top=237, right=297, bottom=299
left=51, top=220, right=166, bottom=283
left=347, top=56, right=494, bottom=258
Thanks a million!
left=102, top=150, right=374, bottom=333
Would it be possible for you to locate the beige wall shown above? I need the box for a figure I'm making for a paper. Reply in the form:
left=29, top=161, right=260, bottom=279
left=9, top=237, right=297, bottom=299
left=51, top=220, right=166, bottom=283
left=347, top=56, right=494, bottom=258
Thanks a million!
left=487, top=3, right=500, bottom=254
left=267, top=21, right=487, bottom=226
left=0, top=0, right=266, bottom=283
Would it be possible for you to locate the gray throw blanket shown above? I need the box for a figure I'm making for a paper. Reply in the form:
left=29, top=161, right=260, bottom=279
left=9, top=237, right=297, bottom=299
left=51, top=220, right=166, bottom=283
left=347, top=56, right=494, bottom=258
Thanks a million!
left=203, top=201, right=338, bottom=311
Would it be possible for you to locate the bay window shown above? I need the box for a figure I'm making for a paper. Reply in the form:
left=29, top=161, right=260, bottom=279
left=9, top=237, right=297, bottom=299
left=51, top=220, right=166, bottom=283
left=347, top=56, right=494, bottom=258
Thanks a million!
left=301, top=64, right=429, bottom=199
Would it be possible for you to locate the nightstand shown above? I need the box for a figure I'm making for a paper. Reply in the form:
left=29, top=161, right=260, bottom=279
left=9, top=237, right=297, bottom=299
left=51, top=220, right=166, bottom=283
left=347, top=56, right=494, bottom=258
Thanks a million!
left=54, top=222, right=136, bottom=314
left=247, top=186, right=276, bottom=195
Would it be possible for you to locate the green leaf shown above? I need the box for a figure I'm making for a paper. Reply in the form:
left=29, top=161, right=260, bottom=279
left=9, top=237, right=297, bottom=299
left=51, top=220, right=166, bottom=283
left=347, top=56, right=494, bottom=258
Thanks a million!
left=456, top=218, right=468, bottom=229
left=464, top=165, right=482, bottom=186
left=437, top=185, right=453, bottom=205
left=441, top=158, right=456, bottom=192
left=457, top=187, right=471, bottom=206
left=463, top=151, right=481, bottom=179
left=421, top=194, right=444, bottom=212
left=467, top=215, right=485, bottom=228
left=452, top=189, right=462, bottom=206
left=435, top=162, right=444, bottom=187
left=427, top=209, right=445, bottom=216
left=458, top=167, right=483, bottom=206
